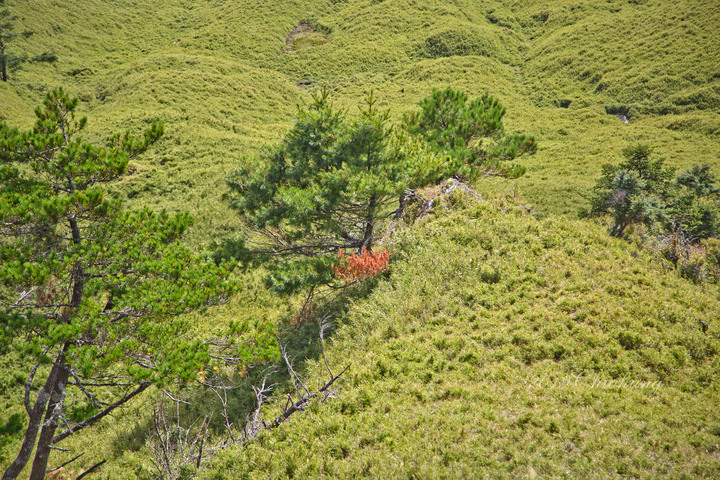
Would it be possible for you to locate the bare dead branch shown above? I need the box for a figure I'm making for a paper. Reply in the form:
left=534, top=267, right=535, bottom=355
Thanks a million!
left=161, top=389, right=190, bottom=405
left=281, top=345, right=310, bottom=398
left=319, top=364, right=350, bottom=395
left=68, top=369, right=103, bottom=408
left=149, top=387, right=231, bottom=479
left=260, top=312, right=351, bottom=429
left=48, top=446, right=70, bottom=452
left=47, top=452, right=84, bottom=473
left=12, top=288, right=36, bottom=307
left=66, top=381, right=134, bottom=387
left=52, top=382, right=150, bottom=444
left=209, top=386, right=235, bottom=443
left=270, top=362, right=349, bottom=428
left=75, top=459, right=106, bottom=479
left=319, top=317, right=335, bottom=379
left=248, top=376, right=274, bottom=437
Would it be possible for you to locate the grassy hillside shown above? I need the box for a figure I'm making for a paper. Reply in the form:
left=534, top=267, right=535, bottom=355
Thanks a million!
left=201, top=193, right=720, bottom=479
left=2, top=0, right=720, bottom=478
left=4, top=0, right=720, bottom=230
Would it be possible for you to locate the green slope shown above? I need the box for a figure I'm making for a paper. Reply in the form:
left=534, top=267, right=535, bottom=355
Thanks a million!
left=2, top=0, right=720, bottom=477
left=4, top=0, right=719, bottom=231
left=202, top=194, right=720, bottom=479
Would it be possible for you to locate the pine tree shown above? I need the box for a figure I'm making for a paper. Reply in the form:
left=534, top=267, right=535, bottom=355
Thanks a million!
left=583, top=145, right=720, bottom=240
left=583, top=144, right=675, bottom=237
left=0, top=89, right=241, bottom=479
left=223, top=88, right=445, bottom=293
left=403, top=87, right=536, bottom=178
left=668, top=164, right=720, bottom=239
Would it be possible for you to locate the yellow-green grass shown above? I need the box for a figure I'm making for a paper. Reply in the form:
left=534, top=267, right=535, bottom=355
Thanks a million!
left=201, top=194, right=720, bottom=479
left=2, top=0, right=720, bottom=476
left=5, top=0, right=720, bottom=230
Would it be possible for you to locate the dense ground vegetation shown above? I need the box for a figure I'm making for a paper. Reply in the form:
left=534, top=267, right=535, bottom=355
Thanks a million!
left=203, top=193, right=720, bottom=479
left=1, top=0, right=720, bottom=478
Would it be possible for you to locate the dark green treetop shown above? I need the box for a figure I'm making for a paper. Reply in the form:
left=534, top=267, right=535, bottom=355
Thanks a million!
left=582, top=144, right=674, bottom=237
left=667, top=164, right=720, bottom=240
left=403, top=87, right=537, bottom=178
left=582, top=144, right=719, bottom=240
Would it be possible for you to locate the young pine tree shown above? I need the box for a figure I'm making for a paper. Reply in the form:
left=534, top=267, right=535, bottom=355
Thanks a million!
left=583, top=144, right=720, bottom=240
left=223, top=88, right=446, bottom=293
left=583, top=144, right=674, bottom=237
left=0, top=89, right=246, bottom=479
left=403, top=87, right=536, bottom=178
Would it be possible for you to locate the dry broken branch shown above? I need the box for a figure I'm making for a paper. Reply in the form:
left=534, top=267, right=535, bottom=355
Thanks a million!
left=269, top=363, right=350, bottom=428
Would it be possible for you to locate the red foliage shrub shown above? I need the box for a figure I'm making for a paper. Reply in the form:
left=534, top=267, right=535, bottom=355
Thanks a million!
left=332, top=248, right=390, bottom=284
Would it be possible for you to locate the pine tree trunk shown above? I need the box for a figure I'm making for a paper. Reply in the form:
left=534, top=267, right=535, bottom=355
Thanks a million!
left=28, top=215, right=84, bottom=478
left=29, top=357, right=70, bottom=479
left=361, top=196, right=377, bottom=251
left=0, top=42, right=7, bottom=82
left=2, top=347, right=67, bottom=480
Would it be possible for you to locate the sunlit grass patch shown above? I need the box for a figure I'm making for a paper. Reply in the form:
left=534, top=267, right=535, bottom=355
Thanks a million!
left=284, top=22, right=330, bottom=52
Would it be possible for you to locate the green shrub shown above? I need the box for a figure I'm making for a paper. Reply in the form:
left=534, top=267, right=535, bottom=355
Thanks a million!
left=422, top=29, right=490, bottom=59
